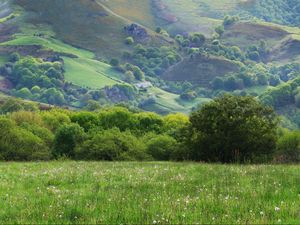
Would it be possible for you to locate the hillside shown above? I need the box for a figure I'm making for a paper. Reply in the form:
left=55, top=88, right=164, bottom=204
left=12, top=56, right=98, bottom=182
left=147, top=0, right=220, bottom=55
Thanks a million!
left=0, top=0, right=300, bottom=126
left=163, top=54, right=240, bottom=86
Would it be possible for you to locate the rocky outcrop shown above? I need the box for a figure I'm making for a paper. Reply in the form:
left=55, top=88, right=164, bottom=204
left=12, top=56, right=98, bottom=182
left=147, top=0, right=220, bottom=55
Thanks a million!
left=124, top=23, right=149, bottom=41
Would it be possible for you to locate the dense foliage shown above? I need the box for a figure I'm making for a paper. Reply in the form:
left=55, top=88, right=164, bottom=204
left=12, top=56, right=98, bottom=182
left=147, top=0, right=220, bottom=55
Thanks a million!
left=244, top=0, right=300, bottom=27
left=0, top=95, right=291, bottom=163
left=188, top=95, right=278, bottom=163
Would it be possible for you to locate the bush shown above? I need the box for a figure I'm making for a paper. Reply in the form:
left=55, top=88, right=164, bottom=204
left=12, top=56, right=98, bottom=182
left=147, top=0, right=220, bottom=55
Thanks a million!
left=110, top=58, right=119, bottom=67
left=75, top=129, right=150, bottom=161
left=0, top=118, right=51, bottom=160
left=9, top=52, right=20, bottom=63
left=53, top=124, right=85, bottom=158
left=41, top=110, right=71, bottom=131
left=145, top=134, right=178, bottom=160
left=125, top=37, right=134, bottom=45
left=276, top=131, right=300, bottom=163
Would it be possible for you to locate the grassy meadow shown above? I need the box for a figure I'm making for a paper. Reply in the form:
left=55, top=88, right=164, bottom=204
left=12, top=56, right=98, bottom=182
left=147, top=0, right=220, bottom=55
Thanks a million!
left=1, top=161, right=300, bottom=224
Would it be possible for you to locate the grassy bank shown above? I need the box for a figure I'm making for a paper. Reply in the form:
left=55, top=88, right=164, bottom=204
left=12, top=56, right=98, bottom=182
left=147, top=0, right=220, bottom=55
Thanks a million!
left=0, top=162, right=299, bottom=224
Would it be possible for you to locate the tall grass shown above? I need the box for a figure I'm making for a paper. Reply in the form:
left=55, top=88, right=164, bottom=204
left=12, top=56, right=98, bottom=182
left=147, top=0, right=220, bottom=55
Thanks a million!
left=0, top=162, right=299, bottom=224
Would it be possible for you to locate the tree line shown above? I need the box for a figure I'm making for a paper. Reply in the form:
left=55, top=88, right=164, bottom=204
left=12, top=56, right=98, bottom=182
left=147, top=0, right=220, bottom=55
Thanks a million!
left=0, top=95, right=299, bottom=163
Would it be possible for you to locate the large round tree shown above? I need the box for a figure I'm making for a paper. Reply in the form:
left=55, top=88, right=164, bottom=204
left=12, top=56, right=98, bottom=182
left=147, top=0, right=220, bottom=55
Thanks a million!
left=190, top=95, right=278, bottom=163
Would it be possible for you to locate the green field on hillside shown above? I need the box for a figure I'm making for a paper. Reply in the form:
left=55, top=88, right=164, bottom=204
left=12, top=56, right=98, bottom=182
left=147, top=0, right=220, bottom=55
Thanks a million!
left=63, top=57, right=120, bottom=89
left=0, top=36, right=94, bottom=59
left=0, top=162, right=299, bottom=224
left=99, top=0, right=156, bottom=29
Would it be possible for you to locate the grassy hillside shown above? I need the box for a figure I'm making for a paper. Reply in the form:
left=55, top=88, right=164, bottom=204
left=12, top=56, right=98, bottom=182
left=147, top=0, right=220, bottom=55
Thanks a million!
left=14, top=0, right=129, bottom=59
left=63, top=57, right=120, bottom=89
left=15, top=0, right=171, bottom=60
left=163, top=55, right=240, bottom=86
left=99, top=0, right=156, bottom=30
left=1, top=161, right=300, bottom=224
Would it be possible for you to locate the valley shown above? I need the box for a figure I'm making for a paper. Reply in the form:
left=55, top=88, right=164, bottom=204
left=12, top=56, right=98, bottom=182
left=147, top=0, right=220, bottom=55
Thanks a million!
left=0, top=0, right=300, bottom=125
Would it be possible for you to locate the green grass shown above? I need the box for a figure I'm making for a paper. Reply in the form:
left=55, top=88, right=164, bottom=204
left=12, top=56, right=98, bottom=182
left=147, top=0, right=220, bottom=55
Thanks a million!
left=0, top=36, right=94, bottom=59
left=1, top=35, right=125, bottom=89
left=148, top=87, right=186, bottom=113
left=99, top=0, right=157, bottom=29
left=1, top=161, right=300, bottom=224
left=0, top=13, right=15, bottom=23
left=63, top=57, right=120, bottom=89
left=145, top=88, right=212, bottom=114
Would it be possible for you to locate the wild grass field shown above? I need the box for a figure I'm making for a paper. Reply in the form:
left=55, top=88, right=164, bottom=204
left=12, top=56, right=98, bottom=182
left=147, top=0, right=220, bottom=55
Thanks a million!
left=1, top=161, right=300, bottom=224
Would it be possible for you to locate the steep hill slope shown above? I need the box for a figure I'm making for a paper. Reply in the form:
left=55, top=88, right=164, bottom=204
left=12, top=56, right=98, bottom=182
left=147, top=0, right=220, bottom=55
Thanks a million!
left=163, top=54, right=240, bottom=87
left=14, top=0, right=172, bottom=60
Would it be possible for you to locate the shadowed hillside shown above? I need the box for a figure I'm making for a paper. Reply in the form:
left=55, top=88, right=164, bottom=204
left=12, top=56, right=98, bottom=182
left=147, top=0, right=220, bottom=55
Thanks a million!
left=163, top=54, right=240, bottom=87
left=15, top=0, right=171, bottom=60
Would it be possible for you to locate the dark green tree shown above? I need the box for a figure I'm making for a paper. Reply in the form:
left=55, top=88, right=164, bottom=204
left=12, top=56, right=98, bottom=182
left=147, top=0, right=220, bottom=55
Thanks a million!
left=189, top=95, right=278, bottom=163
left=53, top=124, right=85, bottom=158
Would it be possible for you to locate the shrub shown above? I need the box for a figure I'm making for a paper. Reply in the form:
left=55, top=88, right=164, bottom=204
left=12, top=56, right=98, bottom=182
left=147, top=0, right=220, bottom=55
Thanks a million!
left=125, top=37, right=134, bottom=45
left=70, top=111, right=98, bottom=131
left=276, top=131, right=300, bottom=163
left=53, top=124, right=85, bottom=158
left=9, top=52, right=20, bottom=63
left=215, top=25, right=225, bottom=36
left=10, top=111, right=43, bottom=126
left=145, top=134, right=178, bottom=160
left=124, top=71, right=135, bottom=83
left=110, top=58, right=119, bottom=67
left=41, top=110, right=71, bottom=131
left=75, top=129, right=150, bottom=161
left=0, top=118, right=51, bottom=161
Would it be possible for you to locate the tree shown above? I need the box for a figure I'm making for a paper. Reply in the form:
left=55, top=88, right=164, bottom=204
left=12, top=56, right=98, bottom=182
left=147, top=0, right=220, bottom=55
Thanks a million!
left=9, top=52, right=20, bottom=63
left=145, top=134, right=177, bottom=160
left=276, top=131, right=300, bottom=163
left=0, top=118, right=50, bottom=161
left=110, top=58, right=119, bottom=67
left=223, top=15, right=239, bottom=26
left=125, top=37, right=134, bottom=45
left=211, top=77, right=224, bottom=89
left=16, top=88, right=32, bottom=99
left=215, top=25, right=225, bottom=36
left=75, top=129, right=149, bottom=161
left=189, top=33, right=206, bottom=47
left=124, top=71, right=135, bottom=83
left=189, top=95, right=278, bottom=163
left=53, top=124, right=85, bottom=158
left=132, top=66, right=145, bottom=81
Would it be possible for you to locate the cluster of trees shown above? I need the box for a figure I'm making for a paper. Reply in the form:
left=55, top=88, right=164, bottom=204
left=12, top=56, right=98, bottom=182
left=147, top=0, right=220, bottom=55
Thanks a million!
left=123, top=44, right=181, bottom=77
left=0, top=99, right=189, bottom=161
left=0, top=55, right=67, bottom=105
left=1, top=54, right=140, bottom=108
left=211, top=64, right=270, bottom=91
left=211, top=63, right=300, bottom=92
left=260, top=76, right=300, bottom=108
left=246, top=0, right=300, bottom=27
left=202, top=39, right=269, bottom=63
left=175, top=33, right=206, bottom=48
left=1, top=95, right=299, bottom=163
